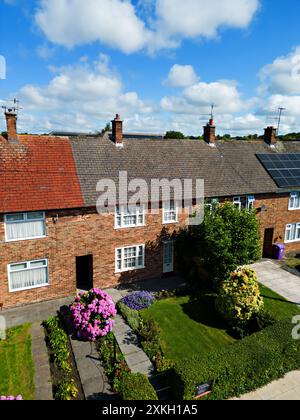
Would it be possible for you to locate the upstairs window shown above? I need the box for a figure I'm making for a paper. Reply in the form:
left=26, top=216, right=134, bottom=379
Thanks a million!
left=8, top=259, right=49, bottom=292
left=233, top=196, right=255, bottom=211
left=289, top=192, right=300, bottom=210
left=5, top=212, right=46, bottom=242
left=163, top=201, right=179, bottom=224
left=115, top=205, right=145, bottom=229
left=205, top=198, right=219, bottom=213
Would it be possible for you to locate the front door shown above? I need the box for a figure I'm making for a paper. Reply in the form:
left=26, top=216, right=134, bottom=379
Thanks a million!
left=163, top=242, right=174, bottom=274
left=76, top=255, right=93, bottom=291
left=263, top=228, right=274, bottom=258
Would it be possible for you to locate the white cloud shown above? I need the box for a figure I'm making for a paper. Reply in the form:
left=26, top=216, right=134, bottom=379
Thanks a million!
left=35, top=0, right=151, bottom=54
left=259, top=46, right=300, bottom=95
left=10, top=55, right=152, bottom=133
left=165, top=65, right=198, bottom=87
left=155, top=0, right=259, bottom=39
left=35, top=0, right=260, bottom=54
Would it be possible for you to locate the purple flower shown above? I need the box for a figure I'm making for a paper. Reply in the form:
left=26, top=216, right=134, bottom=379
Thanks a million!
left=121, top=291, right=155, bottom=311
left=70, top=289, right=117, bottom=342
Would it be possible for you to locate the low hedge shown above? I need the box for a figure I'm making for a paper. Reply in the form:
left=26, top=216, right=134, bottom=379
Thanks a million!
left=120, top=373, right=158, bottom=401
left=172, top=318, right=300, bottom=400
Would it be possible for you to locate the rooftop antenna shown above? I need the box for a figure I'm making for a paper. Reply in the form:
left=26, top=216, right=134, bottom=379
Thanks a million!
left=199, top=104, right=216, bottom=125
left=276, top=107, right=286, bottom=136
left=1, top=98, right=22, bottom=115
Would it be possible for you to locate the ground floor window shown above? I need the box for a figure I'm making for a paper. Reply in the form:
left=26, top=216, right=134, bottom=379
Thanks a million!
left=115, top=245, right=145, bottom=273
left=8, top=259, right=49, bottom=292
left=285, top=223, right=300, bottom=243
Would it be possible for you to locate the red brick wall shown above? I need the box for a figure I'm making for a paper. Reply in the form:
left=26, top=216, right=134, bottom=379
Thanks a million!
left=255, top=193, right=300, bottom=254
left=0, top=207, right=186, bottom=309
left=2, top=193, right=300, bottom=309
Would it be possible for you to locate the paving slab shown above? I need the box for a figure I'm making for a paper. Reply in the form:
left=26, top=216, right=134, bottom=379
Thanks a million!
left=31, top=323, right=53, bottom=401
left=70, top=336, right=115, bottom=401
left=235, top=371, right=300, bottom=401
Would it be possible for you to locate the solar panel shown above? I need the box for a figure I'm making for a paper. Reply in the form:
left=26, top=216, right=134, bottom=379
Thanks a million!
left=256, top=154, right=300, bottom=188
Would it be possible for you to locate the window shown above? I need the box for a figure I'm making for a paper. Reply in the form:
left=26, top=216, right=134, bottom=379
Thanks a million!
left=115, top=205, right=145, bottom=228
left=5, top=212, right=46, bottom=241
left=289, top=192, right=300, bottom=210
left=205, top=198, right=219, bottom=213
left=8, top=259, right=49, bottom=292
left=163, top=201, right=178, bottom=224
left=115, top=245, right=145, bottom=273
left=285, top=223, right=300, bottom=243
left=233, top=196, right=255, bottom=211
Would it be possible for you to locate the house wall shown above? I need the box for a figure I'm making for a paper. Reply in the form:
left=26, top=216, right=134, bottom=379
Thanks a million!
left=2, top=192, right=300, bottom=309
left=0, top=207, right=186, bottom=309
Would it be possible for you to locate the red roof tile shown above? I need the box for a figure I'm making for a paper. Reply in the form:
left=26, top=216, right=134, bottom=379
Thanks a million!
left=0, top=135, right=84, bottom=213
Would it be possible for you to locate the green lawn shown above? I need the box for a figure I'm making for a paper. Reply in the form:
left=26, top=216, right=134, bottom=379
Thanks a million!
left=260, top=284, right=300, bottom=320
left=141, top=285, right=300, bottom=364
left=0, top=324, right=35, bottom=400
left=141, top=295, right=236, bottom=362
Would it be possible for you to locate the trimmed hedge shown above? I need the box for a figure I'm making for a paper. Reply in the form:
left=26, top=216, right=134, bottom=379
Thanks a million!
left=172, top=318, right=300, bottom=400
left=120, top=373, right=158, bottom=401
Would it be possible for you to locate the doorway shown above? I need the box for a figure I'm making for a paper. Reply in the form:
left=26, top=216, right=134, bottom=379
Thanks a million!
left=163, top=242, right=174, bottom=274
left=76, top=255, right=93, bottom=290
left=263, top=228, right=274, bottom=258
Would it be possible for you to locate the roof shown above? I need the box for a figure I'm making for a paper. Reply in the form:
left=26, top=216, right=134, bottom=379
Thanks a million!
left=70, top=134, right=298, bottom=207
left=0, top=135, right=84, bottom=213
left=3, top=132, right=300, bottom=213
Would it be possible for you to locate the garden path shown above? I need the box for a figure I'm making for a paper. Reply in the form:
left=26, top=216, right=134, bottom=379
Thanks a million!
left=251, top=260, right=300, bottom=305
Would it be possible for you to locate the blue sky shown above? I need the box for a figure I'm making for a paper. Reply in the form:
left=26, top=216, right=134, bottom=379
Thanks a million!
left=1, top=0, right=300, bottom=135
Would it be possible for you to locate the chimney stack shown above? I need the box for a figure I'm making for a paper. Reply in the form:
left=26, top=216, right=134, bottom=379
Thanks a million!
left=203, top=118, right=216, bottom=147
left=264, top=126, right=277, bottom=147
left=111, top=114, right=123, bottom=147
left=5, top=109, right=18, bottom=143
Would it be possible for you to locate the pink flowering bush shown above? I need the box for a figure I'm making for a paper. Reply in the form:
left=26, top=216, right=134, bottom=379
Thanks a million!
left=70, top=289, right=117, bottom=341
left=0, top=395, right=23, bottom=400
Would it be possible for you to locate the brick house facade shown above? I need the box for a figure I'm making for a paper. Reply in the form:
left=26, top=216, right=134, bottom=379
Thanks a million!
left=2, top=111, right=300, bottom=309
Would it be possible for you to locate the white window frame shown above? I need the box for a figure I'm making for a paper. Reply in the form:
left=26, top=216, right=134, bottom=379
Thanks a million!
left=162, top=201, right=179, bottom=224
left=115, top=205, right=145, bottom=229
left=8, top=259, right=49, bottom=293
left=289, top=192, right=300, bottom=211
left=233, top=196, right=255, bottom=211
left=285, top=223, right=300, bottom=243
left=4, top=212, right=46, bottom=242
left=115, top=245, right=145, bottom=273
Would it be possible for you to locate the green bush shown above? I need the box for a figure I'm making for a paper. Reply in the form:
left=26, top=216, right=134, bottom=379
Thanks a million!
left=171, top=318, right=300, bottom=400
left=194, top=202, right=261, bottom=284
left=117, top=302, right=141, bottom=332
left=120, top=373, right=158, bottom=400
left=44, top=316, right=78, bottom=400
left=216, top=268, right=264, bottom=334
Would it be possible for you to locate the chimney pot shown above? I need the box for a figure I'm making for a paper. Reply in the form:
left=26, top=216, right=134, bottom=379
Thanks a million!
left=5, top=110, right=18, bottom=143
left=111, top=114, right=123, bottom=146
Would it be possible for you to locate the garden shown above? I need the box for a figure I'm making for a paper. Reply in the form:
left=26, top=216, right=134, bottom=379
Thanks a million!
left=0, top=324, right=34, bottom=400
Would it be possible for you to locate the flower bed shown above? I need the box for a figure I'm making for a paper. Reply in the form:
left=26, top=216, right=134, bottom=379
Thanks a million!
left=70, top=289, right=117, bottom=341
left=121, top=291, right=156, bottom=311
left=44, top=316, right=84, bottom=400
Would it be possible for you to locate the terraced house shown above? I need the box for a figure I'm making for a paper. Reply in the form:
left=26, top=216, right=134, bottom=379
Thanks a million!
left=2, top=110, right=300, bottom=309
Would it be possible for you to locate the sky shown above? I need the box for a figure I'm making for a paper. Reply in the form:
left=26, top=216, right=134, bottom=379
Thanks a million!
left=1, top=0, right=300, bottom=136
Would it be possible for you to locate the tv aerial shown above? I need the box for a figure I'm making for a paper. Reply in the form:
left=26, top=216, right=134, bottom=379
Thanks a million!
left=1, top=98, right=22, bottom=115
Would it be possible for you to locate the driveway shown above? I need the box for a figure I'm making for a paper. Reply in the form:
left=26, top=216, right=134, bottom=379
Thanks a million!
left=251, top=260, right=300, bottom=305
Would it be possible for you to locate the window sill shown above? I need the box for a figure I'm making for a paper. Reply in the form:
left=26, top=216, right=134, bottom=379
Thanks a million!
left=114, top=225, right=146, bottom=230
left=288, top=208, right=300, bottom=211
left=5, top=236, right=47, bottom=243
left=162, top=221, right=179, bottom=225
left=115, top=266, right=145, bottom=274
left=9, top=282, right=50, bottom=293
